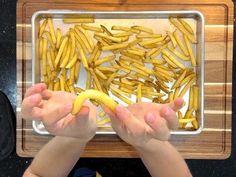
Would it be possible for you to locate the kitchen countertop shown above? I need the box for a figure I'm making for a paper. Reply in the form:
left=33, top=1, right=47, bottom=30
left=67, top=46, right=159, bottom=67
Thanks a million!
left=0, top=0, right=235, bottom=177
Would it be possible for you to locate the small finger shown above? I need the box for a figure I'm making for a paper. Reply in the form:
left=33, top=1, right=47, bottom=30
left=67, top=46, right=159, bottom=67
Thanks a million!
left=168, top=98, right=184, bottom=112
left=21, top=94, right=43, bottom=119
left=24, top=83, right=47, bottom=98
left=144, top=112, right=170, bottom=141
left=160, top=106, right=178, bottom=130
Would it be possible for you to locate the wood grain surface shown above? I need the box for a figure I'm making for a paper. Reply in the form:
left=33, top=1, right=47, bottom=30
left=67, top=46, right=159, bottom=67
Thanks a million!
left=16, top=0, right=233, bottom=159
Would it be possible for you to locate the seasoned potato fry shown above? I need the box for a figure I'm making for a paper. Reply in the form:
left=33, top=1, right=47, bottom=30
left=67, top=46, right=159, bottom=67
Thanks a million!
left=172, top=70, right=187, bottom=89
left=150, top=44, right=168, bottom=58
left=177, top=18, right=194, bottom=34
left=162, top=55, right=178, bottom=69
left=100, top=25, right=113, bottom=36
left=132, top=63, right=153, bottom=75
left=162, top=50, right=185, bottom=70
left=184, top=108, right=194, bottom=119
left=55, top=28, right=62, bottom=49
left=74, top=61, right=81, bottom=82
left=69, top=30, right=76, bottom=58
left=173, top=87, right=180, bottom=99
left=184, top=35, right=196, bottom=66
left=127, top=49, right=145, bottom=57
left=136, top=34, right=162, bottom=38
left=167, top=31, right=177, bottom=48
left=46, top=51, right=54, bottom=71
left=42, top=38, right=47, bottom=75
left=192, top=119, right=199, bottom=129
left=179, top=76, right=196, bottom=98
left=43, top=31, right=55, bottom=50
left=76, top=25, right=94, bottom=50
left=193, top=85, right=199, bottom=111
left=55, top=36, right=68, bottom=67
left=110, top=84, right=131, bottom=98
left=75, top=28, right=93, bottom=53
left=78, top=48, right=88, bottom=69
left=168, top=92, right=174, bottom=102
left=39, top=19, right=47, bottom=37
left=139, top=36, right=165, bottom=46
left=88, top=44, right=100, bottom=63
left=110, top=89, right=133, bottom=105
left=136, top=83, right=142, bottom=103
left=97, top=66, right=117, bottom=73
left=169, top=17, right=197, bottom=43
left=39, top=37, right=44, bottom=60
left=132, top=25, right=153, bottom=34
left=102, top=43, right=128, bottom=51
left=179, top=118, right=196, bottom=123
left=95, top=68, right=108, bottom=80
left=168, top=46, right=189, bottom=61
left=59, top=75, right=65, bottom=91
left=120, top=55, right=142, bottom=65
left=120, top=78, right=136, bottom=86
left=66, top=53, right=78, bottom=69
left=112, top=26, right=140, bottom=34
left=89, top=69, right=103, bottom=91
left=120, top=50, right=142, bottom=60
left=180, top=73, right=195, bottom=86
left=60, top=42, right=72, bottom=68
left=112, top=32, right=132, bottom=37
left=47, top=18, right=56, bottom=44
left=94, top=55, right=115, bottom=66
left=63, top=18, right=94, bottom=23
left=173, top=31, right=189, bottom=56
left=74, top=31, right=89, bottom=54
left=68, top=65, right=75, bottom=85
left=81, top=24, right=103, bottom=32
left=95, top=32, right=122, bottom=43
left=188, top=86, right=194, bottom=110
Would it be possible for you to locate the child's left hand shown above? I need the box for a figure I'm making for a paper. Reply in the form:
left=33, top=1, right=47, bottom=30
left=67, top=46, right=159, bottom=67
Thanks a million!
left=21, top=83, right=97, bottom=143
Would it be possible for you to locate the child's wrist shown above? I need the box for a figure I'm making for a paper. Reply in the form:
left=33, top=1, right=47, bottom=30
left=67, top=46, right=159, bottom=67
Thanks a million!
left=56, top=136, right=89, bottom=146
left=135, top=139, right=167, bottom=154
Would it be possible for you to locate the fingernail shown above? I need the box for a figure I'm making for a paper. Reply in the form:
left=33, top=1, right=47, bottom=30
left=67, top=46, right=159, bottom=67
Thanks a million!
left=146, top=112, right=156, bottom=123
left=30, top=94, right=39, bottom=102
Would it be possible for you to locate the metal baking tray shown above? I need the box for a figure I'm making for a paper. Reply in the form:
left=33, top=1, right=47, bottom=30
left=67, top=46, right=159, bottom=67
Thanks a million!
left=31, top=10, right=205, bottom=135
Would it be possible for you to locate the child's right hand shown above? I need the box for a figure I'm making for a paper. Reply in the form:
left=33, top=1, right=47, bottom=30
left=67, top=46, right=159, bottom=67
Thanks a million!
left=105, top=99, right=183, bottom=149
left=21, top=83, right=97, bottom=143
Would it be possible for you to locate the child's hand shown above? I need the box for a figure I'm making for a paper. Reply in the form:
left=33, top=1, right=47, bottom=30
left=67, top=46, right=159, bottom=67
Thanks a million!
left=22, top=83, right=97, bottom=143
left=105, top=98, right=183, bottom=148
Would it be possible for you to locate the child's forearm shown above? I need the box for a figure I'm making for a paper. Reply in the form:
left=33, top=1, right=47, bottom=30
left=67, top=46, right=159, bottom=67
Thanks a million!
left=136, top=139, right=192, bottom=177
left=23, top=136, right=86, bottom=177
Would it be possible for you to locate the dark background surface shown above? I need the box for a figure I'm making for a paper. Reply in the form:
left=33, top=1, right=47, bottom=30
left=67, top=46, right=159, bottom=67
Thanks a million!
left=0, top=1, right=235, bottom=177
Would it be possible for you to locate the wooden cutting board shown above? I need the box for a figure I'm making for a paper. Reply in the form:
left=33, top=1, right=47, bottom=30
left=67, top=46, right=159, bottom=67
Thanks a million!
left=16, top=0, right=233, bottom=159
